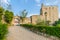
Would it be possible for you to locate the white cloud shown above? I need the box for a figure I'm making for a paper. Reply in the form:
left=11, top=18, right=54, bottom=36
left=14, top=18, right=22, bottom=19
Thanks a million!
left=35, top=0, right=60, bottom=6
left=27, top=13, right=39, bottom=17
left=36, top=4, right=41, bottom=7
left=35, top=0, right=41, bottom=3
left=35, top=0, right=41, bottom=7
left=1, top=0, right=11, bottom=5
left=45, top=0, right=60, bottom=5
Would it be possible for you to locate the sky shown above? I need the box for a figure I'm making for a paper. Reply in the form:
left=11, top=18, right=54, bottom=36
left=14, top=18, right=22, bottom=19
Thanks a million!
left=0, top=0, right=60, bottom=18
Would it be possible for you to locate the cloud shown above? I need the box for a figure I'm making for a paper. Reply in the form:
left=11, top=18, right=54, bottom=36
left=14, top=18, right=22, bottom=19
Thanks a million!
left=27, top=13, right=39, bottom=17
left=1, top=0, right=11, bottom=5
left=35, top=0, right=41, bottom=3
left=36, top=4, right=41, bottom=7
left=35, top=0, right=41, bottom=7
left=35, top=0, right=60, bottom=7
left=45, top=0, right=60, bottom=5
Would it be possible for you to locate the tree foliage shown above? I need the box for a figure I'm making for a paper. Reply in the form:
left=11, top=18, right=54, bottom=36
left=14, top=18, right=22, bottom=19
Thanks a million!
left=53, top=19, right=60, bottom=26
left=0, top=22, right=8, bottom=40
left=4, top=10, right=14, bottom=23
left=0, top=7, right=4, bottom=21
left=37, top=20, right=45, bottom=26
left=21, top=24, right=60, bottom=38
left=20, top=9, right=28, bottom=24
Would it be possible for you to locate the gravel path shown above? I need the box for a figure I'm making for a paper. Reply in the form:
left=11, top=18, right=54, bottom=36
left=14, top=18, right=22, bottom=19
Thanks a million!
left=7, top=26, right=53, bottom=40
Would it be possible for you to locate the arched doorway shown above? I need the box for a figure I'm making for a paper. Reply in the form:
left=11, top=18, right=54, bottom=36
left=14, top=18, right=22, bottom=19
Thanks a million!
left=13, top=17, right=20, bottom=26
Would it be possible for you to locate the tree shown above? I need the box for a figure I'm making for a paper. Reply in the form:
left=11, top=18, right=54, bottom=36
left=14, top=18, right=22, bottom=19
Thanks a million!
left=4, top=10, right=14, bottom=24
left=0, top=22, right=8, bottom=40
left=20, top=10, right=28, bottom=24
left=37, top=20, right=46, bottom=26
left=36, top=16, right=46, bottom=25
left=46, top=20, right=51, bottom=25
left=53, top=19, right=60, bottom=26
left=0, top=7, right=4, bottom=21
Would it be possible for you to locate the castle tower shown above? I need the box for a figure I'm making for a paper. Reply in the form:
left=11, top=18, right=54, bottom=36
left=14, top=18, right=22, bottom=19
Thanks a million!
left=40, top=4, right=59, bottom=25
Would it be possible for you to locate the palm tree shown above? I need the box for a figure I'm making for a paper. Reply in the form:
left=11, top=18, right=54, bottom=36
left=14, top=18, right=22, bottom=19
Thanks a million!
left=20, top=9, right=28, bottom=24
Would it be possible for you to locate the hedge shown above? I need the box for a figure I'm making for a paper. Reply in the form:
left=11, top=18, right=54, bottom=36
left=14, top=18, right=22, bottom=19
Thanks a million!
left=0, top=23, right=8, bottom=40
left=20, top=24, right=60, bottom=38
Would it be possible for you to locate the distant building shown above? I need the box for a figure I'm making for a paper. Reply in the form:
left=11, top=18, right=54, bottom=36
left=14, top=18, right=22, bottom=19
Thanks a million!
left=11, top=16, right=20, bottom=25
left=30, top=15, right=43, bottom=24
left=11, top=16, right=31, bottom=25
left=12, top=4, right=59, bottom=25
left=30, top=4, right=59, bottom=25
left=40, top=4, right=59, bottom=25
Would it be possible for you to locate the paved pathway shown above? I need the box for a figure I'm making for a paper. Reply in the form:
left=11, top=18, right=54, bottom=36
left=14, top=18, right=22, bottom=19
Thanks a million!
left=7, top=26, right=53, bottom=40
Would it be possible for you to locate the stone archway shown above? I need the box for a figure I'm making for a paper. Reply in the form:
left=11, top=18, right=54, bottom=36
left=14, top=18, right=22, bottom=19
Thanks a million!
left=14, top=18, right=19, bottom=25
left=12, top=16, right=20, bottom=26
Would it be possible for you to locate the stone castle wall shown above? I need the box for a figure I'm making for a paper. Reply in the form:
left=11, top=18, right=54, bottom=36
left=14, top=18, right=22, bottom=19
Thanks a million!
left=30, top=15, right=43, bottom=24
left=40, top=4, right=59, bottom=24
left=11, top=4, right=59, bottom=25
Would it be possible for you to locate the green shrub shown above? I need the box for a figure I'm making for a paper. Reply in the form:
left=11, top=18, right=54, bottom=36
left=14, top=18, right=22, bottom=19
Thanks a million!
left=0, top=23, right=8, bottom=40
left=21, top=24, right=60, bottom=38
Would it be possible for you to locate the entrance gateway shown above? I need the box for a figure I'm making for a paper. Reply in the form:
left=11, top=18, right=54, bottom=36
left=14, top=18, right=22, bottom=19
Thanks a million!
left=13, top=16, right=20, bottom=26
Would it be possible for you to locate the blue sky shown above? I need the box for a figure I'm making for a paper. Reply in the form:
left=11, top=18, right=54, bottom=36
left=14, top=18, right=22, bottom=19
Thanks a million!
left=10, top=0, right=41, bottom=16
left=1, top=0, right=60, bottom=18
